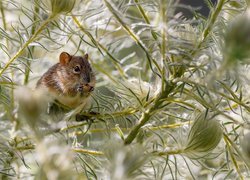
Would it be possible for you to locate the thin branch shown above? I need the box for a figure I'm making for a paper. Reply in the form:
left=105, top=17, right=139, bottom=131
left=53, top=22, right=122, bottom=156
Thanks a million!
left=223, top=133, right=250, bottom=169
left=153, top=149, right=184, bottom=156
left=0, top=0, right=8, bottom=49
left=60, top=108, right=139, bottom=132
left=71, top=15, right=126, bottom=78
left=103, top=0, right=162, bottom=77
left=124, top=81, right=176, bottom=145
left=196, top=0, right=226, bottom=50
left=0, top=15, right=55, bottom=76
left=160, top=0, right=167, bottom=61
left=72, top=148, right=104, bottom=155
left=134, top=0, right=160, bottom=45
left=16, top=145, right=104, bottom=156
left=223, top=134, right=244, bottom=180
left=70, top=121, right=192, bottom=136
left=24, top=0, right=40, bottom=84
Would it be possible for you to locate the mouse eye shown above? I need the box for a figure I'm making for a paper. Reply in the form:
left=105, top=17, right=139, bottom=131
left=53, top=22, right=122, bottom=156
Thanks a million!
left=73, top=65, right=81, bottom=73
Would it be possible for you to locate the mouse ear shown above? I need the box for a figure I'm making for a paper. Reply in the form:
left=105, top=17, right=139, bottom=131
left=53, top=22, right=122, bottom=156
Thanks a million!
left=83, top=53, right=88, bottom=60
left=60, top=52, right=71, bottom=65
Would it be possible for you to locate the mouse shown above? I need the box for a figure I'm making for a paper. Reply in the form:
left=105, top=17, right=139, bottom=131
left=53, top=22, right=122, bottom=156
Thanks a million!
left=36, top=52, right=96, bottom=109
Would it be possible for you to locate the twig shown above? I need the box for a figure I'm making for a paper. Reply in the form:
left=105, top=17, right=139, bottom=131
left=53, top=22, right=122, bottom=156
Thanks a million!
left=16, top=145, right=104, bottom=156
left=124, top=81, right=175, bottom=144
left=223, top=134, right=244, bottom=180
left=24, top=0, right=40, bottom=84
left=153, top=149, right=184, bottom=156
left=72, top=148, right=104, bottom=155
left=103, top=0, right=162, bottom=77
left=0, top=15, right=55, bottom=76
left=196, top=0, right=226, bottom=51
left=60, top=108, right=139, bottom=132
left=71, top=15, right=125, bottom=77
left=224, top=133, right=250, bottom=169
left=70, top=121, right=192, bottom=136
left=134, top=0, right=160, bottom=45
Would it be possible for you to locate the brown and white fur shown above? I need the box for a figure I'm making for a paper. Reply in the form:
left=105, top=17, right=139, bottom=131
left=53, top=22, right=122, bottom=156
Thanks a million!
left=37, top=52, right=95, bottom=109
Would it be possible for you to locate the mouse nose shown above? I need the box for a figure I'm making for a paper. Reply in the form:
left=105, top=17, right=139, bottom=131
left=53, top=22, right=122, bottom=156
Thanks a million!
left=89, top=86, right=94, bottom=92
left=83, top=84, right=94, bottom=92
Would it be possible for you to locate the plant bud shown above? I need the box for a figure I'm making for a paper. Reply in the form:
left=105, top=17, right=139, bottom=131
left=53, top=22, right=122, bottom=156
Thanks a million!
left=44, top=0, right=76, bottom=16
left=184, top=114, right=223, bottom=159
left=224, top=9, right=250, bottom=66
left=247, top=1, right=250, bottom=8
left=241, top=132, right=250, bottom=160
left=16, top=87, right=50, bottom=128
left=103, top=141, right=148, bottom=179
left=35, top=140, right=80, bottom=179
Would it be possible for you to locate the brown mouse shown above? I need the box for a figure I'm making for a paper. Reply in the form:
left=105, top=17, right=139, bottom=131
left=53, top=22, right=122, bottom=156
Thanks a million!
left=37, top=52, right=96, bottom=109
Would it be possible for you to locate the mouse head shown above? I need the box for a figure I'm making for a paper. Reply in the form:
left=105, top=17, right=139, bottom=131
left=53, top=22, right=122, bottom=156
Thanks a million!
left=59, top=52, right=95, bottom=95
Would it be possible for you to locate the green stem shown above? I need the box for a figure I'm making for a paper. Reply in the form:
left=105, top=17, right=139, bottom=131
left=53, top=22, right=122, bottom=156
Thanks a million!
left=124, top=81, right=175, bottom=145
left=0, top=15, right=55, bottom=77
left=72, top=15, right=126, bottom=78
left=24, top=0, right=40, bottom=85
left=0, top=0, right=8, bottom=49
left=72, top=121, right=191, bottom=135
left=196, top=0, right=226, bottom=50
left=16, top=145, right=104, bottom=155
left=0, top=0, right=15, bottom=113
left=224, top=133, right=250, bottom=169
left=103, top=0, right=162, bottom=77
left=60, top=108, right=139, bottom=132
left=155, top=149, right=184, bottom=156
left=72, top=148, right=104, bottom=155
left=223, top=134, right=244, bottom=180
left=134, top=0, right=159, bottom=44
left=175, top=78, right=250, bottom=112
left=160, top=0, right=166, bottom=61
